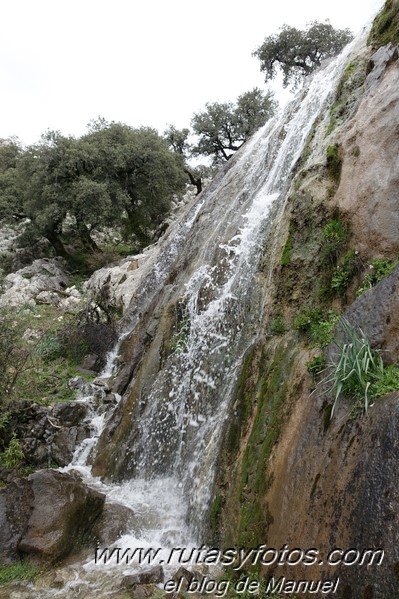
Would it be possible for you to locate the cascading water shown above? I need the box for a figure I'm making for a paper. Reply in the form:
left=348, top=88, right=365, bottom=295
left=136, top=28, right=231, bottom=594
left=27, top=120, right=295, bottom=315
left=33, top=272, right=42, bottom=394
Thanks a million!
left=89, top=36, right=361, bottom=534
left=24, top=33, right=366, bottom=597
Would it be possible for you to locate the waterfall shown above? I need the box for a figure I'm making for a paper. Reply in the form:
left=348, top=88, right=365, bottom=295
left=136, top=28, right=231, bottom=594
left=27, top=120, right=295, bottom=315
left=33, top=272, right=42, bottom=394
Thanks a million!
left=51, top=34, right=364, bottom=594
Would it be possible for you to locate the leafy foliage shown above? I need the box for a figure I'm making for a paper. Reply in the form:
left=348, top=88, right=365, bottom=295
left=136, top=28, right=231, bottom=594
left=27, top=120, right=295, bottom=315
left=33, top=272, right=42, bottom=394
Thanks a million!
left=0, top=122, right=186, bottom=258
left=253, top=21, right=353, bottom=88
left=191, top=88, right=277, bottom=164
left=0, top=433, right=25, bottom=468
left=294, top=308, right=339, bottom=348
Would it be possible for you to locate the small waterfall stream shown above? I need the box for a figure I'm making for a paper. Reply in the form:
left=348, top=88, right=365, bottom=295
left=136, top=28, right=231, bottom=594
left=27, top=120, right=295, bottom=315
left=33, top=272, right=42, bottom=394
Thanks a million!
left=27, top=35, right=365, bottom=597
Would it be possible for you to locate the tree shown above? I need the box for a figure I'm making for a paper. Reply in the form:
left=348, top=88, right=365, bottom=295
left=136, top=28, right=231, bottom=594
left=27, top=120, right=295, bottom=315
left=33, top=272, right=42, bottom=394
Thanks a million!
left=253, top=21, right=354, bottom=88
left=191, top=88, right=277, bottom=164
left=0, top=123, right=187, bottom=258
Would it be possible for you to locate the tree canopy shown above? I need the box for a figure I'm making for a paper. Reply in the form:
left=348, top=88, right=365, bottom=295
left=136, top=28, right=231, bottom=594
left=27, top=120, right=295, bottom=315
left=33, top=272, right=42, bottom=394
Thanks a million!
left=253, top=21, right=354, bottom=88
left=190, top=88, right=277, bottom=164
left=0, top=122, right=186, bottom=259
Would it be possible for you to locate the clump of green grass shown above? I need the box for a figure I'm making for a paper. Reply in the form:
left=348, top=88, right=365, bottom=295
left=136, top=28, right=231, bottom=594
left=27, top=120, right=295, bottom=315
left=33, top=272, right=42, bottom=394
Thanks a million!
left=0, top=560, right=39, bottom=585
left=307, top=355, right=325, bottom=376
left=320, top=218, right=349, bottom=264
left=356, top=258, right=397, bottom=297
left=328, top=319, right=384, bottom=417
left=0, top=433, right=25, bottom=468
left=268, top=315, right=285, bottom=336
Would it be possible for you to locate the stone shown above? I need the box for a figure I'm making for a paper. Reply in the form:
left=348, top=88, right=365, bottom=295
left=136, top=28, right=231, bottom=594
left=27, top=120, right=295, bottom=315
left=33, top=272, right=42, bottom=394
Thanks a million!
left=122, top=565, right=164, bottom=587
left=93, top=502, right=140, bottom=545
left=80, top=354, right=99, bottom=371
left=123, top=584, right=157, bottom=599
left=51, top=402, right=87, bottom=427
left=13, top=470, right=105, bottom=563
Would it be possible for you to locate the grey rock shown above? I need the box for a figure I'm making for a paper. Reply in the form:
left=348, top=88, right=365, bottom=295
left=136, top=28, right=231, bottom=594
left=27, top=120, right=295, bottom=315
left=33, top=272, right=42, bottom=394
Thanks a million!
left=52, top=402, right=87, bottom=427
left=15, top=470, right=105, bottom=563
left=93, top=502, right=140, bottom=545
left=122, top=565, right=164, bottom=587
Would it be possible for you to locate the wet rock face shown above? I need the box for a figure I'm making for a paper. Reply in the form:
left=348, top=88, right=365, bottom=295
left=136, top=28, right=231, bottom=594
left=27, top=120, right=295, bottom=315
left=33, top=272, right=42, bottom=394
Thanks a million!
left=0, top=470, right=105, bottom=566
left=93, top=502, right=139, bottom=545
left=264, top=391, right=399, bottom=598
left=335, top=47, right=399, bottom=257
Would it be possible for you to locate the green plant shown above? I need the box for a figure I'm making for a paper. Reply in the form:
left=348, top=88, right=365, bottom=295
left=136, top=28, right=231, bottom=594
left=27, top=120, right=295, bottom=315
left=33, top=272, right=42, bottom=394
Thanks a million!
left=356, top=258, right=397, bottom=296
left=35, top=333, right=62, bottom=362
left=368, top=0, right=399, bottom=48
left=281, top=235, right=293, bottom=266
left=294, top=309, right=339, bottom=348
left=326, top=144, right=342, bottom=182
left=320, top=218, right=349, bottom=263
left=328, top=319, right=384, bottom=416
left=331, top=249, right=358, bottom=295
left=269, top=315, right=285, bottom=335
left=370, top=364, right=399, bottom=399
left=307, top=355, right=325, bottom=376
left=0, top=433, right=25, bottom=468
left=0, top=560, right=38, bottom=585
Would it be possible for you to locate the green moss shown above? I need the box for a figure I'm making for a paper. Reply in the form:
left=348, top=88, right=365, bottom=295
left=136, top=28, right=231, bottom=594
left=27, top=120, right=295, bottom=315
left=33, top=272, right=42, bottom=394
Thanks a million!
left=326, top=145, right=342, bottom=182
left=208, top=494, right=223, bottom=544
left=281, top=235, right=293, bottom=266
left=368, top=0, right=399, bottom=48
left=0, top=560, right=39, bottom=585
left=236, top=341, right=297, bottom=548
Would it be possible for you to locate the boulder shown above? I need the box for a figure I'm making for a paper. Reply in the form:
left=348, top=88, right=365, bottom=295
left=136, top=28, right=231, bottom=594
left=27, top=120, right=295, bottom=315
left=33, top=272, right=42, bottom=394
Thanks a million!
left=93, top=502, right=140, bottom=545
left=51, top=402, right=88, bottom=427
left=0, top=470, right=105, bottom=565
left=122, top=565, right=164, bottom=587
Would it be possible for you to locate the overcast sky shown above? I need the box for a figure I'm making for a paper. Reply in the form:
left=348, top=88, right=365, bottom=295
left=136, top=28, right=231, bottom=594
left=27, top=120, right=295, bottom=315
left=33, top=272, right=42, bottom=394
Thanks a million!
left=0, top=0, right=383, bottom=145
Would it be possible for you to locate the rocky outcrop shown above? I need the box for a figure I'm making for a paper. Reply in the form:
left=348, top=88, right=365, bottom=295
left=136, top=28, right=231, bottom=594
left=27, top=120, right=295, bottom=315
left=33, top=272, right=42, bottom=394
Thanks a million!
left=335, top=44, right=399, bottom=257
left=0, top=470, right=105, bottom=565
left=0, top=257, right=82, bottom=309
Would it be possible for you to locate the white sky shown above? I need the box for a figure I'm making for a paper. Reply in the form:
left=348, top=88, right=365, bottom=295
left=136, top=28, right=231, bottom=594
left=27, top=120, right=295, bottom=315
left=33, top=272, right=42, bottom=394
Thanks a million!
left=0, top=0, right=383, bottom=146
